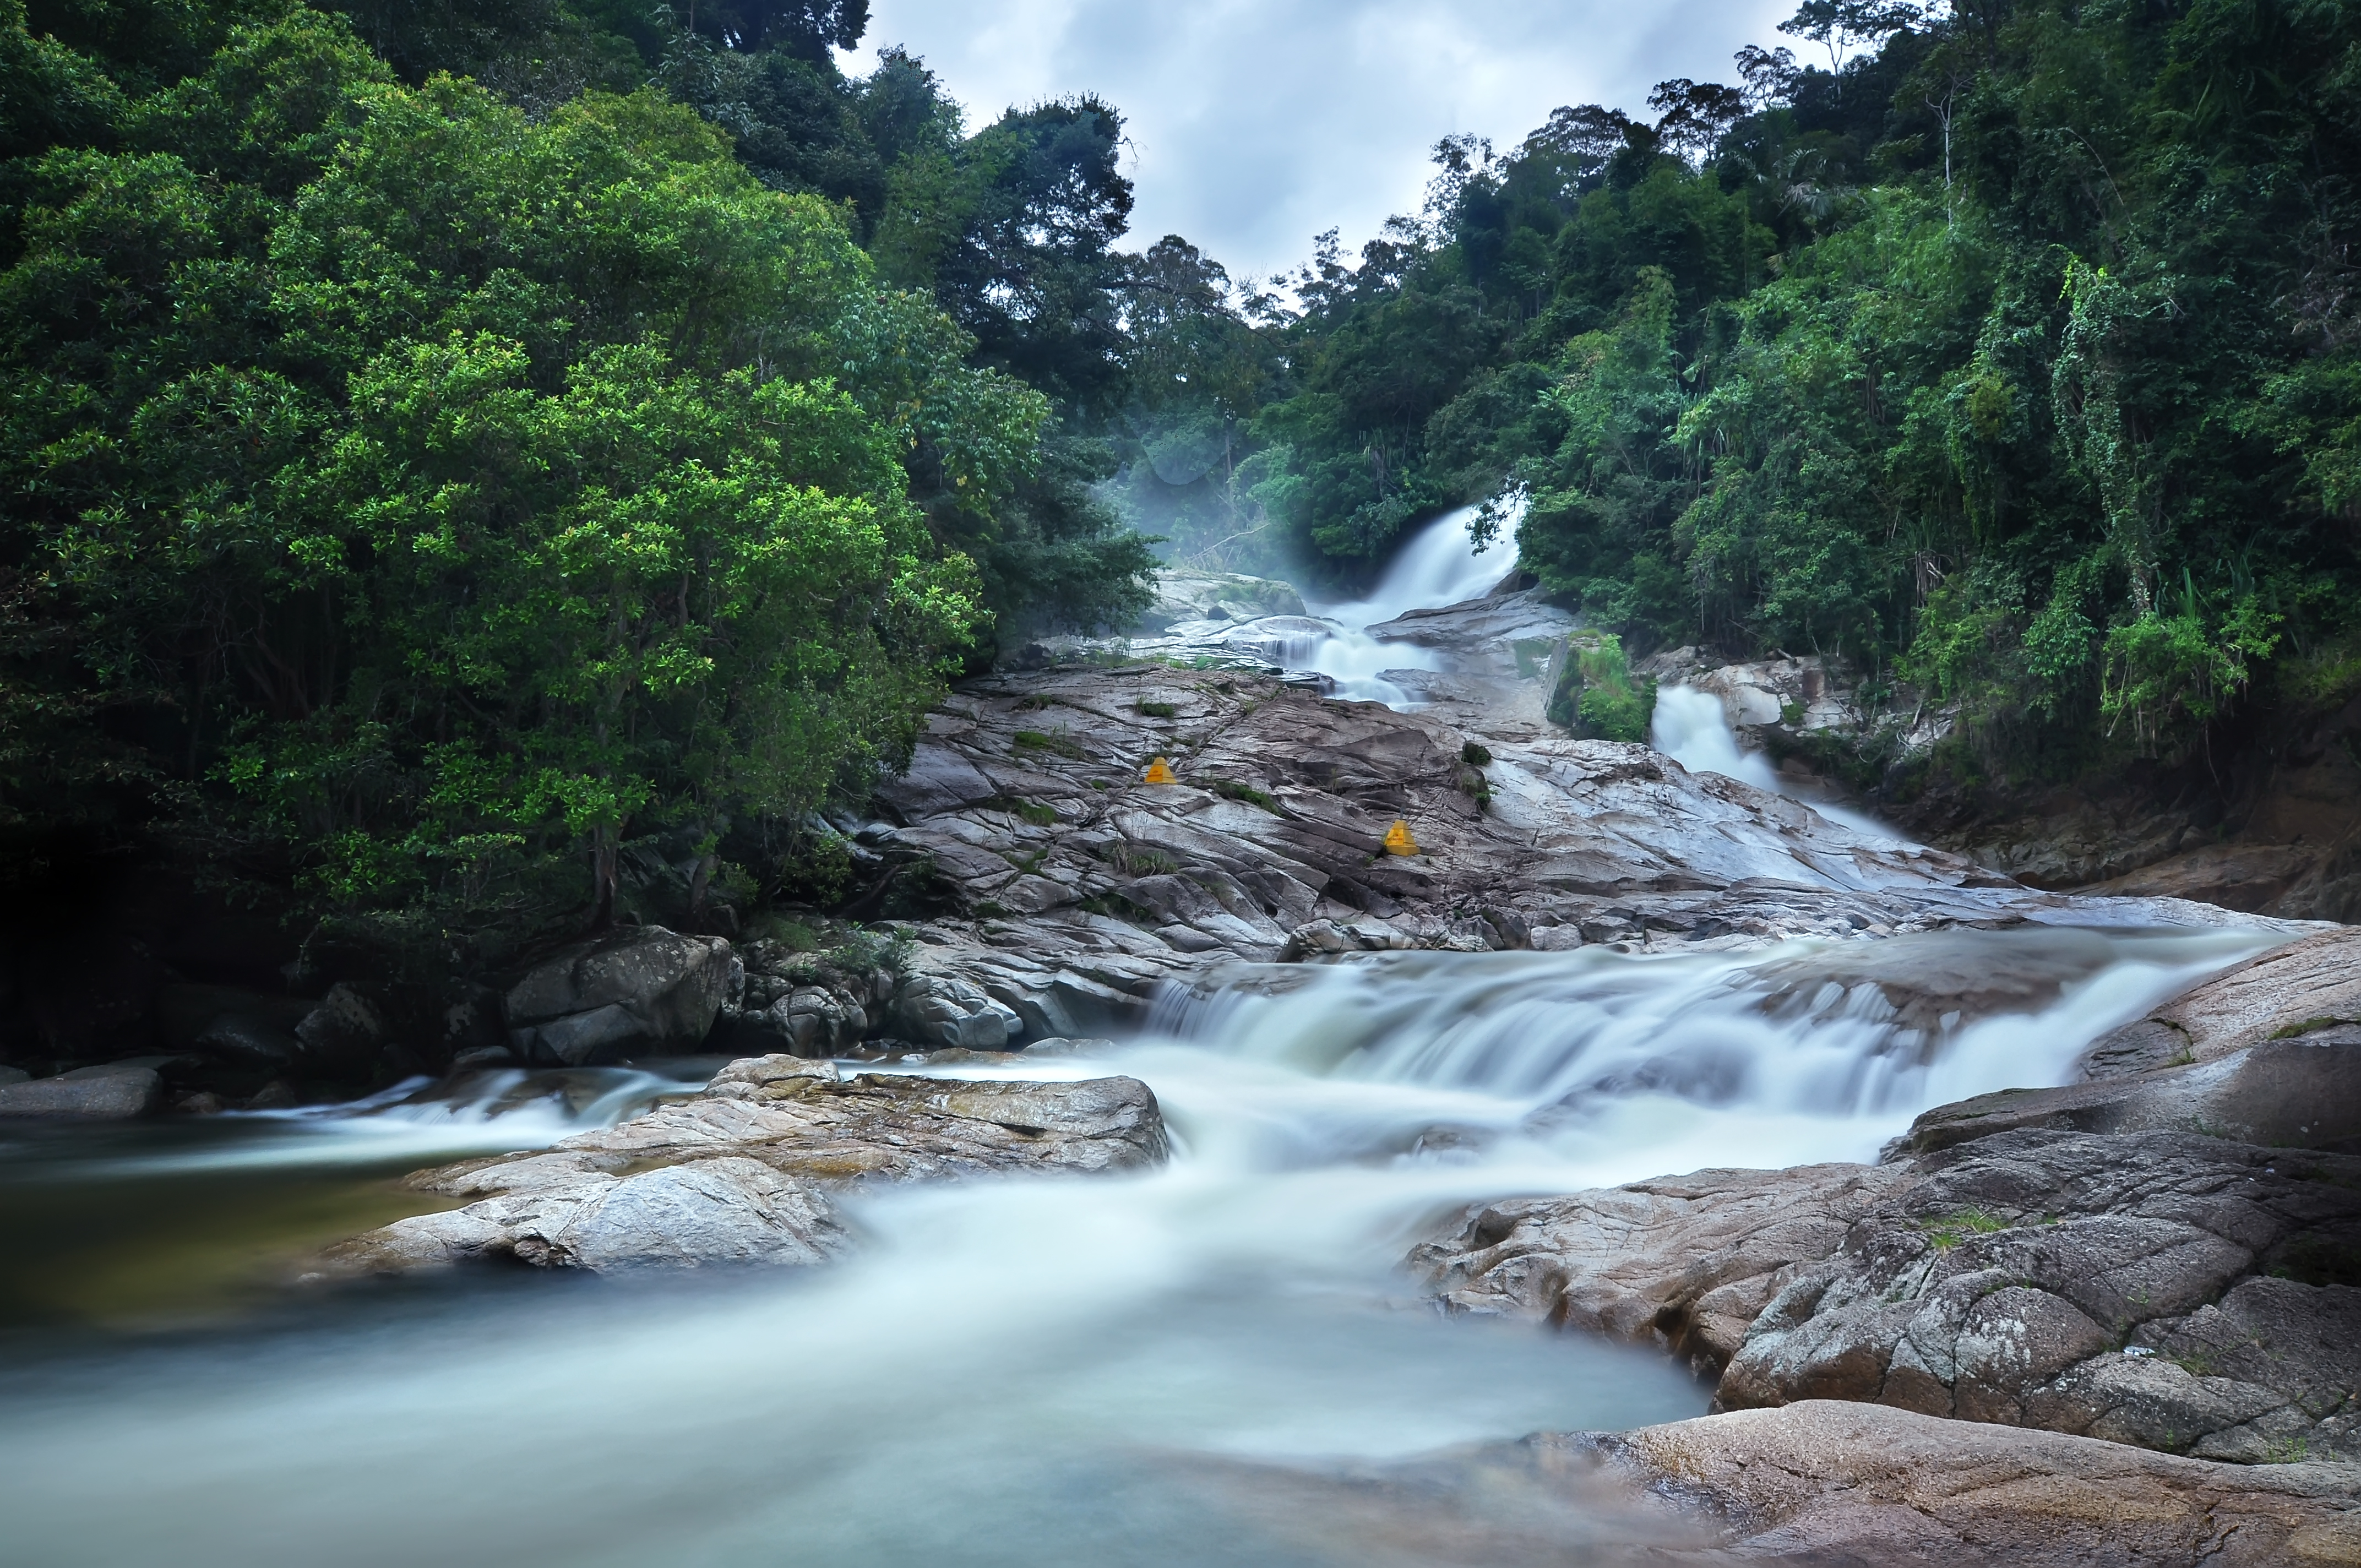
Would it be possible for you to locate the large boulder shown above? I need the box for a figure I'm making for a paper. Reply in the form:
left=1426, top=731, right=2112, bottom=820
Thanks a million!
left=293, top=982, right=391, bottom=1075
left=1133, top=569, right=1305, bottom=634
left=323, top=1054, right=1170, bottom=1273
left=503, top=926, right=733, bottom=1065
left=890, top=972, right=1023, bottom=1050
left=1416, top=1128, right=2361, bottom=1464
left=0, top=1061, right=163, bottom=1119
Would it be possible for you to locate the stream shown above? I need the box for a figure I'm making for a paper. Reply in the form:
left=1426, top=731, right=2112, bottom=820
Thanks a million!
left=0, top=512, right=2295, bottom=1566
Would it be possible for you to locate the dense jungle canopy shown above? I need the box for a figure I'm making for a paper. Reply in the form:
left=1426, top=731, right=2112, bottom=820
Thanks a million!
left=2, top=0, right=2357, bottom=939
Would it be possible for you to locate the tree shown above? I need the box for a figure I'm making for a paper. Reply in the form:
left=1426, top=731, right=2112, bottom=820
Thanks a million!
left=1776, top=0, right=1929, bottom=75
left=0, top=12, right=1045, bottom=929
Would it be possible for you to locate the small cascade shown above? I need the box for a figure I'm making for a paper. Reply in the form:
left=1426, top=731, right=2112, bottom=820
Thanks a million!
left=1296, top=502, right=1513, bottom=701
left=1651, top=683, right=1902, bottom=842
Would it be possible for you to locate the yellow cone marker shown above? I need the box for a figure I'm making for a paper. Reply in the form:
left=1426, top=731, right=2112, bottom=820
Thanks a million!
left=1143, top=756, right=1179, bottom=785
left=1383, top=819, right=1421, bottom=856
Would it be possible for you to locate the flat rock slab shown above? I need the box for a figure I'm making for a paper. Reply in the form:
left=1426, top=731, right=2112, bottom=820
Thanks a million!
left=324, top=1055, right=1168, bottom=1275
left=2080, top=927, right=2361, bottom=1077
left=1417, top=1128, right=2361, bottom=1465
left=1569, top=1400, right=2361, bottom=1566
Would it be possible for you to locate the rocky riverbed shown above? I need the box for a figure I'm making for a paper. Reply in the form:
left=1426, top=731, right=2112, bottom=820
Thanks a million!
left=9, top=562, right=2361, bottom=1566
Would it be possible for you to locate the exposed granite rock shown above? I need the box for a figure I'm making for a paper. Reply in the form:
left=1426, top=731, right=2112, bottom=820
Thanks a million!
left=857, top=666, right=2248, bottom=1046
left=1900, top=1032, right=2361, bottom=1156
left=1562, top=1400, right=2361, bottom=1565
left=0, top=1061, right=164, bottom=1119
left=1133, top=569, right=1305, bottom=633
left=1185, top=1401, right=2361, bottom=1566
left=2079, top=927, right=2361, bottom=1077
left=1416, top=1128, right=2361, bottom=1464
left=1640, top=649, right=1866, bottom=740
left=324, top=1054, right=1168, bottom=1273
left=503, top=925, right=735, bottom=1065
left=1362, top=587, right=1578, bottom=654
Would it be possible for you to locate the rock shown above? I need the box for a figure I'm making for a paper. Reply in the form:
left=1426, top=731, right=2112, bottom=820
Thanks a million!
left=1416, top=1161, right=1911, bottom=1378
left=1560, top=1400, right=2361, bottom=1566
left=194, top=1011, right=303, bottom=1070
left=293, top=983, right=390, bottom=1074
left=153, top=983, right=314, bottom=1050
left=0, top=1066, right=27, bottom=1087
left=329, top=1156, right=847, bottom=1274
left=2080, top=926, right=2361, bottom=1077
left=323, top=1054, right=1169, bottom=1273
left=1900, top=1030, right=2361, bottom=1156
left=503, top=926, right=734, bottom=1065
left=1362, top=587, right=1578, bottom=652
left=853, top=666, right=2246, bottom=1055
left=0, top=1062, right=163, bottom=1119
left=1133, top=569, right=1305, bottom=634
left=891, top=972, right=1022, bottom=1049
left=1415, top=1128, right=2361, bottom=1463
left=244, top=1078, right=300, bottom=1109
left=1019, top=1036, right=1116, bottom=1057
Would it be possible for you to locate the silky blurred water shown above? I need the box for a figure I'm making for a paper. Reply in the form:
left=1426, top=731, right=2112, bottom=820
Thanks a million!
left=1297, top=503, right=1513, bottom=703
left=0, top=923, right=2279, bottom=1566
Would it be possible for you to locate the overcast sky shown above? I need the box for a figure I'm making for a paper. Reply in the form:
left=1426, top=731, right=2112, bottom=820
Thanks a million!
left=841, top=1, right=1798, bottom=283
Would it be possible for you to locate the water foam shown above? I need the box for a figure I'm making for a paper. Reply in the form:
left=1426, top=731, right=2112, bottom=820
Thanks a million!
left=0, top=927, right=2281, bottom=1567
left=1297, top=502, right=1513, bottom=702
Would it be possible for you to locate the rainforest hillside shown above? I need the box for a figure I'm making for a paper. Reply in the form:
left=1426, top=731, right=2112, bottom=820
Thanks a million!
left=1134, top=0, right=2361, bottom=800
left=3, top=0, right=2358, bottom=952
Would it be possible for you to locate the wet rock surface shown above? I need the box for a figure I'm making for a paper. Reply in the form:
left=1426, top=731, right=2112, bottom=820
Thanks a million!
left=324, top=1054, right=1168, bottom=1274
left=861, top=666, right=2280, bottom=1050
left=2078, top=926, right=2361, bottom=1077
left=0, top=1060, right=165, bottom=1119
left=1195, top=1399, right=2361, bottom=1566
left=1894, top=927, right=2361, bottom=1157
left=1417, top=1128, right=2361, bottom=1466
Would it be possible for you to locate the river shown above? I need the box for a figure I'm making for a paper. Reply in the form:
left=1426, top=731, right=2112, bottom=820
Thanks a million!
left=0, top=511, right=2291, bottom=1566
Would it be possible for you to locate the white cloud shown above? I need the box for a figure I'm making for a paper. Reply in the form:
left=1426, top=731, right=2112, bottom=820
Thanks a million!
left=845, top=0, right=1798, bottom=280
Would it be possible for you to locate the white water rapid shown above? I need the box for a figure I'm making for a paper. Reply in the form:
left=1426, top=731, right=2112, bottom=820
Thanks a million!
left=1296, top=503, right=1512, bottom=702
left=0, top=925, right=2282, bottom=1566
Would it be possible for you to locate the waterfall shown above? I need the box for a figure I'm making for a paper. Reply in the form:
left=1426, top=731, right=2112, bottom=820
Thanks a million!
left=0, top=489, right=2297, bottom=1567
left=1296, top=503, right=1512, bottom=701
left=1651, top=683, right=1901, bottom=842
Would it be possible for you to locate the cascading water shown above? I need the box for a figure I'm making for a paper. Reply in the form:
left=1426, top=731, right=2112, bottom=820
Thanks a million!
left=1296, top=503, right=1513, bottom=701
left=0, top=924, right=2282, bottom=1566
left=1651, top=684, right=1900, bottom=841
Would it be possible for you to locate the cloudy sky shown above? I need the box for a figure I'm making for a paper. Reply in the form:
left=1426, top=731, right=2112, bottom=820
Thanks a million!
left=842, top=1, right=1798, bottom=283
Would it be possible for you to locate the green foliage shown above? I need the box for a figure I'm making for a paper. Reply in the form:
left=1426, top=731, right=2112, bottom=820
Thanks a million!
left=0, top=12, right=1053, bottom=926
left=1547, top=634, right=1657, bottom=742
left=1011, top=728, right=1088, bottom=760
left=1193, top=0, right=2361, bottom=780
left=1922, top=1208, right=2010, bottom=1250
left=1208, top=777, right=1279, bottom=813
left=1098, top=840, right=1177, bottom=876
left=1135, top=700, right=1177, bottom=718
